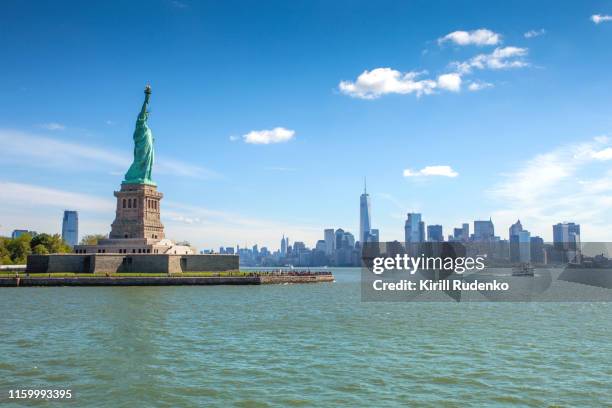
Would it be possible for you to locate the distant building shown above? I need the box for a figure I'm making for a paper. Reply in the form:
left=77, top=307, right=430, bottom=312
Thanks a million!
left=324, top=229, right=335, bottom=255
left=553, top=222, right=581, bottom=263
left=509, top=220, right=523, bottom=262
left=450, top=223, right=469, bottom=241
left=281, top=234, right=287, bottom=256
left=509, top=219, right=523, bottom=239
left=345, top=232, right=355, bottom=248
left=293, top=241, right=306, bottom=252
left=335, top=228, right=346, bottom=250
left=427, top=225, right=443, bottom=242
left=462, top=223, right=469, bottom=240
left=518, top=230, right=531, bottom=263
left=62, top=210, right=79, bottom=246
left=530, top=236, right=545, bottom=264
left=11, top=229, right=30, bottom=239
left=335, top=229, right=356, bottom=250
left=473, top=219, right=495, bottom=241
left=452, top=228, right=463, bottom=241
left=11, top=229, right=38, bottom=239
left=404, top=213, right=425, bottom=244
left=553, top=222, right=580, bottom=249
left=315, top=240, right=327, bottom=252
left=367, top=228, right=380, bottom=243
left=359, top=179, right=372, bottom=244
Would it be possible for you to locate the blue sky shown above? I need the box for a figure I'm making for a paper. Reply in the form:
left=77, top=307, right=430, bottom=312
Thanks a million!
left=2, top=0, right=612, bottom=249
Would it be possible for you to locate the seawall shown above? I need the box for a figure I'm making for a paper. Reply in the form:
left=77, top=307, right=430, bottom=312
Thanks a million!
left=26, top=253, right=239, bottom=274
left=0, top=274, right=335, bottom=287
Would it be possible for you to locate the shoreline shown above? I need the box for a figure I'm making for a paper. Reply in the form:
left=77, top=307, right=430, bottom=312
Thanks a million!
left=0, top=273, right=335, bottom=287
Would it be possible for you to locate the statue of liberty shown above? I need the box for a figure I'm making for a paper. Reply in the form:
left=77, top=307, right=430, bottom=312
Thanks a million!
left=123, top=84, right=155, bottom=185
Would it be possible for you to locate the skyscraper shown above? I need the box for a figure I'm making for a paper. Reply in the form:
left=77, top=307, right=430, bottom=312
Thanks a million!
left=509, top=219, right=523, bottom=262
left=405, top=213, right=425, bottom=244
left=553, top=222, right=581, bottom=263
left=473, top=219, right=495, bottom=241
left=324, top=228, right=335, bottom=255
left=62, top=210, right=79, bottom=246
left=359, top=178, right=371, bottom=244
left=518, top=230, right=531, bottom=263
left=11, top=230, right=30, bottom=239
left=344, top=232, right=355, bottom=248
left=553, top=222, right=580, bottom=249
left=315, top=240, right=327, bottom=252
left=509, top=219, right=523, bottom=239
left=530, top=236, right=545, bottom=264
left=280, top=234, right=287, bottom=256
left=427, top=225, right=443, bottom=242
left=462, top=223, right=469, bottom=240
left=335, top=228, right=346, bottom=250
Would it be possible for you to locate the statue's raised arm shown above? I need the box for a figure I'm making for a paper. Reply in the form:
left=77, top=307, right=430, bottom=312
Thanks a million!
left=139, top=84, right=152, bottom=119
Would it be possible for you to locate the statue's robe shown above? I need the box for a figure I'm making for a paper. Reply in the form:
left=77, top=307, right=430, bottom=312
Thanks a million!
left=124, top=93, right=155, bottom=185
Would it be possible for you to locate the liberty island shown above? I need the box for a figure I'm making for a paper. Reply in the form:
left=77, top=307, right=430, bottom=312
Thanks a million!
left=73, top=85, right=194, bottom=256
left=13, top=85, right=334, bottom=285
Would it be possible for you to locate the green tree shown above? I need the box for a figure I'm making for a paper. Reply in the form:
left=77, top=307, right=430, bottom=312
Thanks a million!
left=0, top=237, right=11, bottom=265
left=32, top=244, right=50, bottom=255
left=80, top=234, right=107, bottom=245
left=6, top=233, right=32, bottom=264
left=31, top=233, right=71, bottom=254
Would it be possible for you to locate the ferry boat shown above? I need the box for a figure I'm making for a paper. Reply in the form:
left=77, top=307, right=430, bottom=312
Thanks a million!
left=512, top=263, right=535, bottom=277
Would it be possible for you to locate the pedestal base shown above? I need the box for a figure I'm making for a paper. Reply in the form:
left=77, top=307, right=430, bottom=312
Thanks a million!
left=110, top=183, right=165, bottom=240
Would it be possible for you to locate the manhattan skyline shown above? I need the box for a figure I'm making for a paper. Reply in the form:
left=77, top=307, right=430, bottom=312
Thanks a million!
left=2, top=1, right=612, bottom=249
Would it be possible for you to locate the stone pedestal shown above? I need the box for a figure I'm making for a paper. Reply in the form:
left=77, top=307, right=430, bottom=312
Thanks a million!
left=73, top=183, right=194, bottom=255
left=110, top=183, right=165, bottom=240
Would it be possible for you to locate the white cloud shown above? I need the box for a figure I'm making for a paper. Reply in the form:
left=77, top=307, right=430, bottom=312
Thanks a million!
left=403, top=165, right=459, bottom=178
left=438, top=29, right=501, bottom=46
left=591, top=147, right=612, bottom=160
left=339, top=68, right=436, bottom=99
left=242, top=127, right=295, bottom=144
left=591, top=14, right=612, bottom=24
left=38, top=122, right=66, bottom=131
left=454, top=46, right=529, bottom=74
left=0, top=181, right=114, bottom=213
left=468, top=81, right=493, bottom=91
left=437, top=73, right=462, bottom=92
left=339, top=68, right=463, bottom=99
left=1, top=129, right=127, bottom=168
left=229, top=135, right=240, bottom=142
left=489, top=137, right=612, bottom=240
left=0, top=129, right=219, bottom=180
left=524, top=29, right=546, bottom=38
left=340, top=33, right=532, bottom=100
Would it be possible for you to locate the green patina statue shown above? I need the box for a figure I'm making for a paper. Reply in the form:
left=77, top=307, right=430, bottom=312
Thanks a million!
left=123, top=84, right=155, bottom=185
